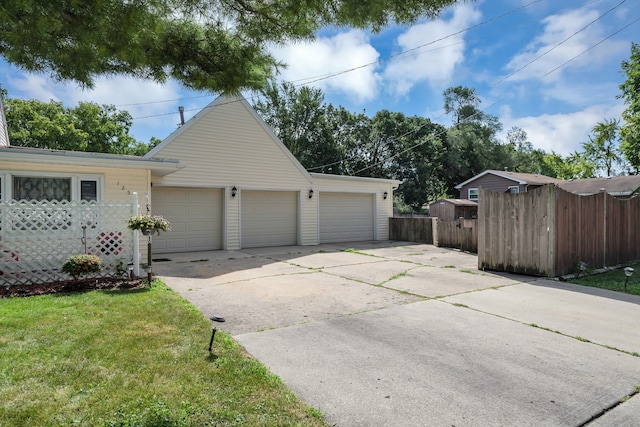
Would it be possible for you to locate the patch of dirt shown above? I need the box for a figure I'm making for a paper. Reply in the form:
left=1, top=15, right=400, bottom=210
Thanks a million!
left=1, top=277, right=145, bottom=298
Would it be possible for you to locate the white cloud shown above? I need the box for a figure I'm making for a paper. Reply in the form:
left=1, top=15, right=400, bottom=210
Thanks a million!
left=500, top=103, right=624, bottom=156
left=270, top=30, right=381, bottom=102
left=503, top=7, right=626, bottom=83
left=383, top=4, right=482, bottom=95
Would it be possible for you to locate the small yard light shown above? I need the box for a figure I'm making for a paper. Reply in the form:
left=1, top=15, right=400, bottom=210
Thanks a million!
left=308, top=189, right=314, bottom=199
left=383, top=191, right=388, bottom=200
left=231, top=186, right=237, bottom=198
left=208, top=315, right=226, bottom=352
left=624, top=267, right=634, bottom=292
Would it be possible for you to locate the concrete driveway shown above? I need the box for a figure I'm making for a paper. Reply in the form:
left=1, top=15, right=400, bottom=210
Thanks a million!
left=153, top=241, right=640, bottom=426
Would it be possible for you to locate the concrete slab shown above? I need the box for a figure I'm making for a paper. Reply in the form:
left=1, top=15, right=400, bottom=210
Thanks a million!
left=322, top=259, right=420, bottom=285
left=444, top=280, right=640, bottom=355
left=156, top=242, right=640, bottom=426
left=168, top=270, right=421, bottom=335
left=236, top=300, right=640, bottom=426
left=589, top=393, right=640, bottom=426
left=359, top=243, right=478, bottom=267
left=387, top=266, right=522, bottom=297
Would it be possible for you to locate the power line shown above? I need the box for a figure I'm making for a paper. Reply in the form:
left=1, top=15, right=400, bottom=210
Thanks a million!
left=492, top=0, right=628, bottom=87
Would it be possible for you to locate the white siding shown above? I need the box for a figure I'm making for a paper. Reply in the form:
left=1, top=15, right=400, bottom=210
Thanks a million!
left=225, top=186, right=241, bottom=250
left=300, top=189, right=318, bottom=245
left=149, top=97, right=311, bottom=190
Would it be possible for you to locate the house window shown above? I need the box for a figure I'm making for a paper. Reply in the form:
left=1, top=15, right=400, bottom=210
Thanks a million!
left=6, top=174, right=101, bottom=202
left=508, top=186, right=520, bottom=194
left=13, top=177, right=72, bottom=201
left=81, top=180, right=98, bottom=201
left=468, top=188, right=479, bottom=201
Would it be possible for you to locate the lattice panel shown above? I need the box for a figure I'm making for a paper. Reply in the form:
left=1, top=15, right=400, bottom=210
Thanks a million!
left=1, top=199, right=134, bottom=287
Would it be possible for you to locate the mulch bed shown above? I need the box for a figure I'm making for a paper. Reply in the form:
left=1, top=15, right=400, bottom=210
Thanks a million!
left=1, top=277, right=145, bottom=298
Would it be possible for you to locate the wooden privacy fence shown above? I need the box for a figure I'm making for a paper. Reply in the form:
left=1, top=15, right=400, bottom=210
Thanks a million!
left=435, top=218, right=478, bottom=253
left=478, top=185, right=640, bottom=277
left=389, top=217, right=477, bottom=252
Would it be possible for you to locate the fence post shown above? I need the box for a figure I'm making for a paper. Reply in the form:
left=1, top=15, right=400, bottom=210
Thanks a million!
left=602, top=190, right=607, bottom=269
left=132, top=192, right=140, bottom=277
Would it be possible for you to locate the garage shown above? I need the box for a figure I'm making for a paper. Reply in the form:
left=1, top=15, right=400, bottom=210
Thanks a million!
left=320, top=192, right=374, bottom=243
left=241, top=190, right=298, bottom=248
left=151, top=187, right=223, bottom=253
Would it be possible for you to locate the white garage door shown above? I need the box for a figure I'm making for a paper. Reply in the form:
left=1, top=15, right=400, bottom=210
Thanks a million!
left=320, top=192, right=374, bottom=243
left=151, top=187, right=223, bottom=253
left=241, top=190, right=297, bottom=248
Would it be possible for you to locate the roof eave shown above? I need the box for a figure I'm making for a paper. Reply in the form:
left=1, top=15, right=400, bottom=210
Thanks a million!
left=1, top=147, right=184, bottom=176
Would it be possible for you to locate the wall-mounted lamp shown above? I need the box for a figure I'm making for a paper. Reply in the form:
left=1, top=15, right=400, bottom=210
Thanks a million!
left=308, top=189, right=314, bottom=199
left=231, top=186, right=237, bottom=198
left=624, top=267, right=634, bottom=292
left=383, top=191, right=388, bottom=200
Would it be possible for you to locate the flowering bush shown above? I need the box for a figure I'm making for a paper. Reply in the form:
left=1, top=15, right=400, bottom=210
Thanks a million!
left=127, top=215, right=171, bottom=234
left=62, top=254, right=103, bottom=280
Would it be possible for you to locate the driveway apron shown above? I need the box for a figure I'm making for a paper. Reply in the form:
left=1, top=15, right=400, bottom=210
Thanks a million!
left=154, top=242, right=640, bottom=426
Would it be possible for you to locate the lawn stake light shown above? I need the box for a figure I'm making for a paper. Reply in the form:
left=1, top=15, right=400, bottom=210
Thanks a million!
left=624, top=267, right=634, bottom=292
left=209, top=315, right=226, bottom=352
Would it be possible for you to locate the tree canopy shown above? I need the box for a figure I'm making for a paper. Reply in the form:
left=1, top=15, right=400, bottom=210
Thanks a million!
left=618, top=42, right=640, bottom=173
left=0, top=0, right=461, bottom=93
left=4, top=95, right=154, bottom=155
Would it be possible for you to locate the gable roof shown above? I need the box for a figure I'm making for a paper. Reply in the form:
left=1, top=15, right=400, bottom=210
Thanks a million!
left=145, top=94, right=312, bottom=183
left=558, top=175, right=640, bottom=196
left=455, top=169, right=561, bottom=189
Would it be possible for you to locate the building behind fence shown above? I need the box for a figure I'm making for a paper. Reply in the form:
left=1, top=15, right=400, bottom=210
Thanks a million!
left=1, top=199, right=134, bottom=286
left=478, top=185, right=640, bottom=277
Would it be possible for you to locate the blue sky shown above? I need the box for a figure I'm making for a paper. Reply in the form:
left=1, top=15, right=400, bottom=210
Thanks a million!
left=0, top=0, right=637, bottom=156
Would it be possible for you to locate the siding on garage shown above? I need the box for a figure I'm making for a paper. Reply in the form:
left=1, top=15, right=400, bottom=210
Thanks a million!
left=240, top=190, right=298, bottom=248
left=151, top=187, right=223, bottom=253
left=147, top=97, right=312, bottom=190
left=319, top=192, right=374, bottom=243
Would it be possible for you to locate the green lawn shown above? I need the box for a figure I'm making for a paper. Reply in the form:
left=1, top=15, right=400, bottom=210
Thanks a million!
left=0, top=281, right=326, bottom=427
left=568, top=263, right=640, bottom=296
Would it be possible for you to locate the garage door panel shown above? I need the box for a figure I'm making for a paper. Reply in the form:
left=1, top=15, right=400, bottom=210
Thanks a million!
left=320, top=193, right=374, bottom=243
left=242, top=191, right=297, bottom=248
left=151, top=187, right=223, bottom=253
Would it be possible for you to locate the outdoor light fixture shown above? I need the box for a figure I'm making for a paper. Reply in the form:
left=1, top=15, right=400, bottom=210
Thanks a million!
left=208, top=315, right=226, bottom=352
left=624, top=267, right=634, bottom=292
left=231, top=186, right=237, bottom=198
left=383, top=191, right=388, bottom=200
left=308, top=189, right=314, bottom=199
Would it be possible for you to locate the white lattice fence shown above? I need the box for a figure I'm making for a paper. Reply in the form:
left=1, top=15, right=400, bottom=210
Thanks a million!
left=1, top=199, right=134, bottom=287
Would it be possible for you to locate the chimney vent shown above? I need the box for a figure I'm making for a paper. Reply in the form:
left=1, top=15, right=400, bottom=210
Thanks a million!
left=178, top=106, right=185, bottom=126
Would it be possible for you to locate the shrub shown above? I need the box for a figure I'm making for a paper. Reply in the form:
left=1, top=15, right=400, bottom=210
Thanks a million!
left=62, top=254, right=103, bottom=280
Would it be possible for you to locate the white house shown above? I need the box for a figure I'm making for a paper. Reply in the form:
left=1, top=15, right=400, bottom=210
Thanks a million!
left=0, top=94, right=399, bottom=283
left=145, top=95, right=399, bottom=252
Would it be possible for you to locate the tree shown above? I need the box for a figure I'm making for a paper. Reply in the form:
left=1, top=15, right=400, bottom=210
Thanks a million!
left=618, top=43, right=640, bottom=173
left=502, top=127, right=546, bottom=173
left=582, top=119, right=623, bottom=177
left=0, top=0, right=461, bottom=93
left=4, top=96, right=151, bottom=154
left=443, top=86, right=481, bottom=128
left=253, top=82, right=344, bottom=174
left=541, top=152, right=595, bottom=180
